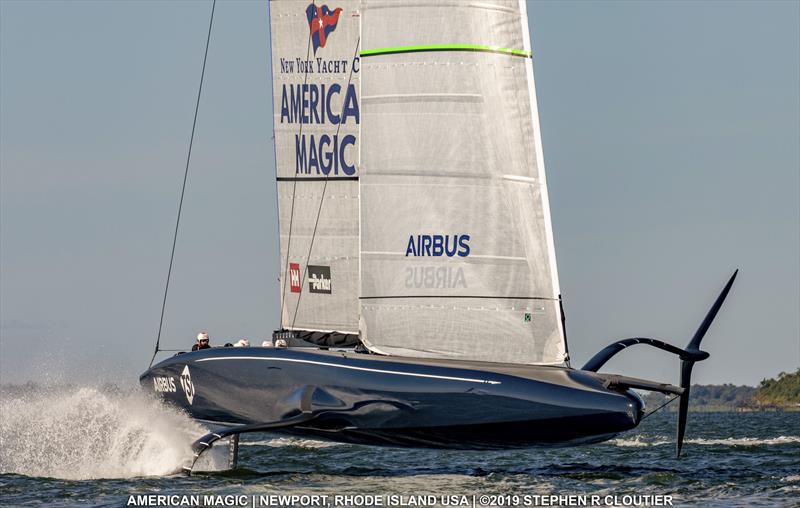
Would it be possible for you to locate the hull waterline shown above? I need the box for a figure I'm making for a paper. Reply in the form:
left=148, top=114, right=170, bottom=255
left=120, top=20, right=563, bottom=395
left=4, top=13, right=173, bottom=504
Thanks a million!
left=140, top=347, right=643, bottom=449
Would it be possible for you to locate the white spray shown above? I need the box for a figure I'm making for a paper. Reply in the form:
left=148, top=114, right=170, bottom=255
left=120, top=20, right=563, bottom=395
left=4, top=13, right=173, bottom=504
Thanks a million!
left=0, top=385, right=205, bottom=479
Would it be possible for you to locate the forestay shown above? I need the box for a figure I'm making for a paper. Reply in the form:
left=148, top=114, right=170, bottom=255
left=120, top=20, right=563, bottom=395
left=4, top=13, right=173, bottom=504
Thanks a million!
left=358, top=0, right=568, bottom=364
left=269, top=0, right=361, bottom=334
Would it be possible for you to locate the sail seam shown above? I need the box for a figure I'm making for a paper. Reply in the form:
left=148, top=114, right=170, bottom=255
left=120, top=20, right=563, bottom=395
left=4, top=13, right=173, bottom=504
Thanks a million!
left=277, top=176, right=359, bottom=182
left=360, top=295, right=559, bottom=301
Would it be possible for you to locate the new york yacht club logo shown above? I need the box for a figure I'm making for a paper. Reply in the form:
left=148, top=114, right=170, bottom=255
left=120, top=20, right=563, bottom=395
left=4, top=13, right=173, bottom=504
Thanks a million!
left=306, top=3, right=342, bottom=54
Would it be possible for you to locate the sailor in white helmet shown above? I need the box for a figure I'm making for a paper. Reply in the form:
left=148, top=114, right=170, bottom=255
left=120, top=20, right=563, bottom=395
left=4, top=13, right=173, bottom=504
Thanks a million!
left=234, top=338, right=250, bottom=347
left=192, top=331, right=211, bottom=351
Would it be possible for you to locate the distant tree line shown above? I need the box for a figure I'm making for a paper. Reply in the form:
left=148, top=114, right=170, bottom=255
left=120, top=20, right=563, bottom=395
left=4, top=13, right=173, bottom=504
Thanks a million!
left=638, top=368, right=799, bottom=411
left=753, top=368, right=800, bottom=407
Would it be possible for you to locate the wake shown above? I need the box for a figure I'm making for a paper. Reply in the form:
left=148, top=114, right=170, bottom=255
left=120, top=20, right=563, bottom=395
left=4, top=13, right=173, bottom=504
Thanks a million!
left=608, top=435, right=800, bottom=447
left=240, top=436, right=342, bottom=448
left=0, top=385, right=204, bottom=479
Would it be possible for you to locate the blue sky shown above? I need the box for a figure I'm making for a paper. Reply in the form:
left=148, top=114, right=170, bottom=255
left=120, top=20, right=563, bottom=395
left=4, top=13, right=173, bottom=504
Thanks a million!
left=1, top=0, right=798, bottom=386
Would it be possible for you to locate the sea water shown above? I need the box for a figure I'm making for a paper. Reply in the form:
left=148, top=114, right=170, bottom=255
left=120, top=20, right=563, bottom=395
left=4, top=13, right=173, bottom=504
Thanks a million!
left=0, top=384, right=797, bottom=507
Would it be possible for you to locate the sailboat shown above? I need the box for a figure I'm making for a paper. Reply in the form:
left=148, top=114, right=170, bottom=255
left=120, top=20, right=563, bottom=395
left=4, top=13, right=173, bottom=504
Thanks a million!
left=140, top=0, right=737, bottom=472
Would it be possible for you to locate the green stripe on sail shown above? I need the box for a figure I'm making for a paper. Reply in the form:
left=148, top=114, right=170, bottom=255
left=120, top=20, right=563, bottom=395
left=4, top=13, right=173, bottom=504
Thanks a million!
left=360, top=44, right=531, bottom=58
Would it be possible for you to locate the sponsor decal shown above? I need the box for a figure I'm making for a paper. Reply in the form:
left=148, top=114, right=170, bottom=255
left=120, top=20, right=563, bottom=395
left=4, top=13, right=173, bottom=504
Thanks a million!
left=179, top=365, right=195, bottom=405
left=308, top=265, right=332, bottom=293
left=306, top=4, right=342, bottom=54
left=289, top=262, right=301, bottom=293
left=276, top=3, right=360, bottom=178
left=524, top=313, right=532, bottom=323
left=405, top=234, right=470, bottom=257
left=405, top=266, right=467, bottom=289
left=153, top=376, right=176, bottom=393
left=280, top=84, right=358, bottom=176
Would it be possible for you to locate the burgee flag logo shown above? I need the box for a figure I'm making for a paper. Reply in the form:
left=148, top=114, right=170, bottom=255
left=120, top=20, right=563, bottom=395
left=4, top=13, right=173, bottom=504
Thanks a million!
left=306, top=4, right=343, bottom=54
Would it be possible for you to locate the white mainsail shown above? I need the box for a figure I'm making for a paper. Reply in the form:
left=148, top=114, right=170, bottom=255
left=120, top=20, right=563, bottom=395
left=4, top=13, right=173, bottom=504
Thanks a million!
left=269, top=0, right=361, bottom=334
left=358, top=0, right=567, bottom=364
left=269, top=0, right=567, bottom=365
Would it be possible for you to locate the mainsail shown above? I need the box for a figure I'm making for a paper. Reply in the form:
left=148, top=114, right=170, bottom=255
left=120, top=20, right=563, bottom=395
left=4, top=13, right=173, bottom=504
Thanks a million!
left=269, top=0, right=567, bottom=365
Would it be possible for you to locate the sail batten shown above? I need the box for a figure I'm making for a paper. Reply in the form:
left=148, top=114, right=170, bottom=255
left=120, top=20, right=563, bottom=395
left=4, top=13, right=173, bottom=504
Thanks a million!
left=361, top=44, right=531, bottom=58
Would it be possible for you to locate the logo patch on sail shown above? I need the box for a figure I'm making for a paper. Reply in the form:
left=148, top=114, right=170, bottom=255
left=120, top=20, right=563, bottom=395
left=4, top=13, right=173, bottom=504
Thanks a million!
left=180, top=365, right=195, bottom=405
left=405, top=266, right=467, bottom=289
left=289, top=263, right=301, bottom=293
left=306, top=4, right=342, bottom=54
left=405, top=234, right=470, bottom=257
left=308, top=265, right=332, bottom=294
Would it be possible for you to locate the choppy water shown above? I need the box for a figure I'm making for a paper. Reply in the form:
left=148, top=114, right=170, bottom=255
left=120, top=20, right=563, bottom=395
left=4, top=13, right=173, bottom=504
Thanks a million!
left=1, top=385, right=798, bottom=507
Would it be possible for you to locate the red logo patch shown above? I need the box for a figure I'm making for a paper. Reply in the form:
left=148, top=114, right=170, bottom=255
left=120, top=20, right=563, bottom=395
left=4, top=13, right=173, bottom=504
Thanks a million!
left=306, top=4, right=342, bottom=54
left=289, top=263, right=301, bottom=293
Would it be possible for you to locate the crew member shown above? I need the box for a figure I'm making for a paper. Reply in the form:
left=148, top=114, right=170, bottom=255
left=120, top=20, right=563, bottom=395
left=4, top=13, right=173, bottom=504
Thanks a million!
left=192, top=331, right=211, bottom=351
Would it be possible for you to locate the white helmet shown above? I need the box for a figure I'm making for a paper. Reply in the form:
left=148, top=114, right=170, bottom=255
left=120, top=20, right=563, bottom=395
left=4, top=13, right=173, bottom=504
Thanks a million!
left=197, top=332, right=209, bottom=342
left=261, top=340, right=272, bottom=347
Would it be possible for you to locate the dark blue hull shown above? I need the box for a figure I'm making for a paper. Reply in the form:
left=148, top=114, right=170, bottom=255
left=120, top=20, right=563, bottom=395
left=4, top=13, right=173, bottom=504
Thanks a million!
left=140, top=347, right=643, bottom=449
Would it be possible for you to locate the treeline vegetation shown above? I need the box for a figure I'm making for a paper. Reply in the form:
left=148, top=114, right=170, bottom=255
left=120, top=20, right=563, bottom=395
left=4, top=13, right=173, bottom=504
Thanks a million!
left=692, top=383, right=757, bottom=409
left=753, top=369, right=800, bottom=407
left=639, top=369, right=800, bottom=411
left=640, top=384, right=756, bottom=411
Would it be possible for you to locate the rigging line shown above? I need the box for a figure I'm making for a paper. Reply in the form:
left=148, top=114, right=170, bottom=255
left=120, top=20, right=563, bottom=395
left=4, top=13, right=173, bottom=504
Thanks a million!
left=267, top=0, right=281, bottom=326
left=290, top=36, right=361, bottom=330
left=279, top=1, right=315, bottom=326
left=149, top=0, right=216, bottom=369
left=640, top=394, right=680, bottom=421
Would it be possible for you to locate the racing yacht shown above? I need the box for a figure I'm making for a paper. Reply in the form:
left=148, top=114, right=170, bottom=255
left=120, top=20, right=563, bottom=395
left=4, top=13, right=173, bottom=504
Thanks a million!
left=140, top=0, right=736, bottom=472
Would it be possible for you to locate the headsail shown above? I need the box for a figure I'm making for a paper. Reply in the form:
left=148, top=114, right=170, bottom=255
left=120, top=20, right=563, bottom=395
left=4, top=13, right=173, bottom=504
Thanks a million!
left=357, top=0, right=567, bottom=364
left=269, top=0, right=361, bottom=335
